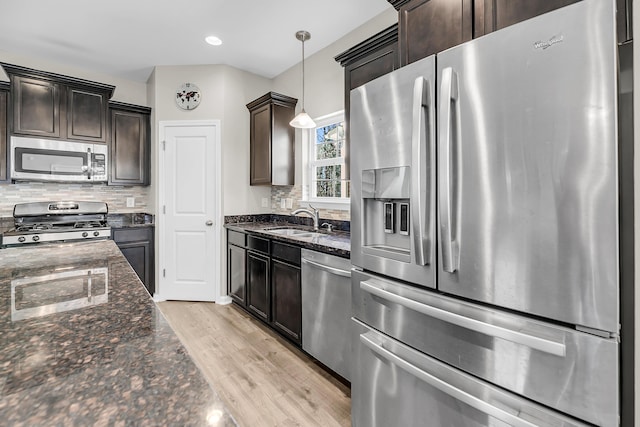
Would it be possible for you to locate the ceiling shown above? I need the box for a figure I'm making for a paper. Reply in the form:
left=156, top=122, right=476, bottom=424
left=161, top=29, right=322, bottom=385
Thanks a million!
left=0, top=0, right=393, bottom=82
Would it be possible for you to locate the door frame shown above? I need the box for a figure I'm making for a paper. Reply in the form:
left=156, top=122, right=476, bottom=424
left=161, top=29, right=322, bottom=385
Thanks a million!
left=157, top=120, right=229, bottom=304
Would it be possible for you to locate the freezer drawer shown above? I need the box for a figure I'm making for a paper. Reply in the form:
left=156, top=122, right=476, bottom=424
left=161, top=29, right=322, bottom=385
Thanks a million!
left=352, top=320, right=591, bottom=427
left=352, top=269, right=618, bottom=427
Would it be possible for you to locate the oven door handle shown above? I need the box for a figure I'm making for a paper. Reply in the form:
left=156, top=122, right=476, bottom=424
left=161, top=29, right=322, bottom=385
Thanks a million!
left=360, top=333, right=541, bottom=427
left=360, top=280, right=566, bottom=357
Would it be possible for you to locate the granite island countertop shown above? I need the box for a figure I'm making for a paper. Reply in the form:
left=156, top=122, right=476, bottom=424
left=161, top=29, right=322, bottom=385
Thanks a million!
left=0, top=240, right=235, bottom=426
left=224, top=221, right=350, bottom=258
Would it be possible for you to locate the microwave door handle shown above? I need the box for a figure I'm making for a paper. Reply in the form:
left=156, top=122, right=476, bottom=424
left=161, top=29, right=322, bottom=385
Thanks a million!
left=411, top=77, right=430, bottom=266
left=439, top=67, right=459, bottom=273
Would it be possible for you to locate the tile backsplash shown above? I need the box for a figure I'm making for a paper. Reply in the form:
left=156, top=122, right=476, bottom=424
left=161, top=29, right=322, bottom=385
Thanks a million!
left=0, top=182, right=151, bottom=216
left=271, top=185, right=350, bottom=221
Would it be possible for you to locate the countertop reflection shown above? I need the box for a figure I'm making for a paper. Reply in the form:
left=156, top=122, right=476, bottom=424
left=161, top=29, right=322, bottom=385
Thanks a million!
left=0, top=240, right=236, bottom=426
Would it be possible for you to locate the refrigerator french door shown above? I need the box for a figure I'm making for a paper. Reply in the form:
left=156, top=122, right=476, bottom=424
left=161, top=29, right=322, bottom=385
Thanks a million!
left=350, top=1, right=622, bottom=426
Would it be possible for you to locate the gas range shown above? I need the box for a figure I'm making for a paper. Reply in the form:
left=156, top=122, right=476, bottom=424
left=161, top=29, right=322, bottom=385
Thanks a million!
left=2, top=201, right=111, bottom=247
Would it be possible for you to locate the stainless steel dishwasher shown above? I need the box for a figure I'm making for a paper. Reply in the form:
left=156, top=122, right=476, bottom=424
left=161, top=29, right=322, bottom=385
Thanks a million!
left=301, top=249, right=352, bottom=381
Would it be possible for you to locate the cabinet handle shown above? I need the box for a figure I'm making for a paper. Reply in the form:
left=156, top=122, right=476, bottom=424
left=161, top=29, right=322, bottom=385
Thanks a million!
left=205, top=220, right=213, bottom=226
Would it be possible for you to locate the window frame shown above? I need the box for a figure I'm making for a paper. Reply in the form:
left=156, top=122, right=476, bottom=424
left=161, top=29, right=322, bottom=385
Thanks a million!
left=302, top=111, right=349, bottom=210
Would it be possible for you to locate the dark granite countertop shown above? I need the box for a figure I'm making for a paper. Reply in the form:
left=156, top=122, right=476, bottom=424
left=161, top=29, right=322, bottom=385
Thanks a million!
left=0, top=240, right=236, bottom=426
left=107, top=213, right=155, bottom=229
left=224, top=220, right=351, bottom=259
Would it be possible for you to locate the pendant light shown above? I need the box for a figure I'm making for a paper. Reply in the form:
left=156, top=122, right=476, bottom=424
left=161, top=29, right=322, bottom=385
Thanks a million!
left=290, top=30, right=316, bottom=129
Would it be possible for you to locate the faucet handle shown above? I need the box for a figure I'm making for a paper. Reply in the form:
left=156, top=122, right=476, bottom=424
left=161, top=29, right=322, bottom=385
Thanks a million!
left=321, top=222, right=334, bottom=232
left=309, top=204, right=319, bottom=214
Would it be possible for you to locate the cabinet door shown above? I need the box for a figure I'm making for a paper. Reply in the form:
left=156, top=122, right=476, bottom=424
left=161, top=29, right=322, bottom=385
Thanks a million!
left=0, top=88, right=7, bottom=181
left=478, top=0, right=580, bottom=34
left=228, top=244, right=246, bottom=306
left=112, top=227, right=155, bottom=295
left=399, top=0, right=473, bottom=66
left=271, top=259, right=302, bottom=344
left=109, top=109, right=149, bottom=185
left=12, top=76, right=60, bottom=138
left=247, top=251, right=270, bottom=321
left=249, top=104, right=272, bottom=185
left=67, top=87, right=108, bottom=142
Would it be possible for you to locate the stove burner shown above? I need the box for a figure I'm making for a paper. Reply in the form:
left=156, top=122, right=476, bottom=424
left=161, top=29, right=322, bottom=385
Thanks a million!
left=16, top=224, right=53, bottom=232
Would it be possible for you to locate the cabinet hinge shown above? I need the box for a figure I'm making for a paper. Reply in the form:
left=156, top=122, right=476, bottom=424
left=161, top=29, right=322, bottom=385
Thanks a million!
left=163, top=205, right=166, bottom=214
left=163, top=269, right=166, bottom=278
left=162, top=140, right=166, bottom=151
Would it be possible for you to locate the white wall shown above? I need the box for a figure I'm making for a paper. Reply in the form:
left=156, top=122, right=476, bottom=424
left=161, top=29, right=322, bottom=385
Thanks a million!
left=149, top=64, right=272, bottom=217
left=272, top=8, right=397, bottom=187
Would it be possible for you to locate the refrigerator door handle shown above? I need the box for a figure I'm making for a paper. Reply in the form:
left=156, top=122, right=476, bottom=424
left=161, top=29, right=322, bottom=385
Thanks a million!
left=360, top=333, right=540, bottom=427
left=411, top=76, right=431, bottom=266
left=439, top=67, right=459, bottom=273
left=360, top=279, right=566, bottom=357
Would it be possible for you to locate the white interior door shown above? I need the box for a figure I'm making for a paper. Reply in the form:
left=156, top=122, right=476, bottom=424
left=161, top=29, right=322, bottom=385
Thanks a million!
left=159, top=121, right=221, bottom=301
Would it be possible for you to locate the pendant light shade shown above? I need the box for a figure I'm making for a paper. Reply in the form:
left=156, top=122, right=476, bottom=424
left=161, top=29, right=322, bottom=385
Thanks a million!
left=290, top=30, right=316, bottom=129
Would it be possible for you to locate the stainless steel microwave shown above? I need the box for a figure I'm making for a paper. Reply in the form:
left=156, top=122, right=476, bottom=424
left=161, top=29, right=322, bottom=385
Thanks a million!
left=10, top=136, right=108, bottom=182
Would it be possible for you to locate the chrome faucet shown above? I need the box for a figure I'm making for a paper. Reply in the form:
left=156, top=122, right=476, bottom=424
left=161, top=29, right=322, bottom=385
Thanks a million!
left=291, top=205, right=320, bottom=230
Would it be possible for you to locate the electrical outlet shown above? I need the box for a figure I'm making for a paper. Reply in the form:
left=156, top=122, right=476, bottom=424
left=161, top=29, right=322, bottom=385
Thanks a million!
left=261, top=197, right=269, bottom=208
left=285, top=198, right=293, bottom=209
left=126, top=197, right=135, bottom=208
left=280, top=199, right=286, bottom=209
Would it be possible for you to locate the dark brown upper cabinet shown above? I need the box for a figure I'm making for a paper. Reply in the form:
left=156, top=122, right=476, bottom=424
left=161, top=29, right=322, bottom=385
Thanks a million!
left=108, top=101, right=151, bottom=186
left=398, top=0, right=474, bottom=66
left=1, top=63, right=114, bottom=143
left=476, top=0, right=581, bottom=35
left=387, top=0, right=629, bottom=65
left=335, top=24, right=399, bottom=180
left=246, top=92, right=297, bottom=186
left=0, top=82, right=9, bottom=182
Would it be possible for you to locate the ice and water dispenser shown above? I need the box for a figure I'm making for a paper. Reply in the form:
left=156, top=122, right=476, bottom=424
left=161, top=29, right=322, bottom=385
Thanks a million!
left=361, top=166, right=412, bottom=263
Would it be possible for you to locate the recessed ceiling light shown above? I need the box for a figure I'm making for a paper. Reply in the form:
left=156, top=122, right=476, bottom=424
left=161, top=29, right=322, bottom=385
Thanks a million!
left=205, top=36, right=222, bottom=46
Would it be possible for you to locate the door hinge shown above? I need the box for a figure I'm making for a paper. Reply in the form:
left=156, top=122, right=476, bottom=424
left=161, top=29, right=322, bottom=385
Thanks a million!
left=163, top=269, right=166, bottom=278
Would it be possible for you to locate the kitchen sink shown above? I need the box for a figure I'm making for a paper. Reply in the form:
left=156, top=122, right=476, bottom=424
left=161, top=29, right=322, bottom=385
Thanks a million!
left=263, top=228, right=325, bottom=239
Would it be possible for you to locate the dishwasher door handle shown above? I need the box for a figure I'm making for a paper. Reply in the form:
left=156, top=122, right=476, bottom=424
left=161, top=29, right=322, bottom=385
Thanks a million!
left=301, top=258, right=351, bottom=278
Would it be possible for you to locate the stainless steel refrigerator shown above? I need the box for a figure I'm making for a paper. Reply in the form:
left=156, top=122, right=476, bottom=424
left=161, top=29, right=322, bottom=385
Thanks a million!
left=350, top=1, right=628, bottom=426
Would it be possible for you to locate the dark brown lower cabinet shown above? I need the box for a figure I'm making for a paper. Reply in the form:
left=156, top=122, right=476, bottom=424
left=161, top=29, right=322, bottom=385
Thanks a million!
left=112, top=226, right=155, bottom=295
left=246, top=250, right=270, bottom=322
left=271, top=242, right=302, bottom=345
left=226, top=230, right=303, bottom=346
left=228, top=244, right=246, bottom=305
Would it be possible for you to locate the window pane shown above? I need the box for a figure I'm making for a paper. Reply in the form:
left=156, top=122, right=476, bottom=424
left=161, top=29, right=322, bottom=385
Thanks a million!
left=316, top=180, right=334, bottom=197
left=316, top=142, right=338, bottom=160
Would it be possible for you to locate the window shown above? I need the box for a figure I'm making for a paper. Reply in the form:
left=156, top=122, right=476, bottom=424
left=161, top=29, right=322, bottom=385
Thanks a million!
left=306, top=111, right=349, bottom=204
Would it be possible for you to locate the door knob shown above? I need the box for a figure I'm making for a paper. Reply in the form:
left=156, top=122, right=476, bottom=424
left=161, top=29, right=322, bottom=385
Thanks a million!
left=205, top=220, right=213, bottom=226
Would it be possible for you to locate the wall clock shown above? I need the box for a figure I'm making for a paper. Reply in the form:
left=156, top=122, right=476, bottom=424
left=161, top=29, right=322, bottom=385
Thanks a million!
left=176, top=83, right=201, bottom=110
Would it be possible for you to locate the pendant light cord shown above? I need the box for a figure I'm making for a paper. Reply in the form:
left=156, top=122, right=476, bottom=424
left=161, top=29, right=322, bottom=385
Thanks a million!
left=301, top=35, right=305, bottom=111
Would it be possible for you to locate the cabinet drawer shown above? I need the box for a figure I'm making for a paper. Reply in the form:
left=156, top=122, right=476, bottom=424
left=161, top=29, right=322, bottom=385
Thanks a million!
left=227, top=230, right=246, bottom=247
left=112, top=226, right=153, bottom=243
left=247, top=235, right=270, bottom=254
left=272, top=241, right=301, bottom=266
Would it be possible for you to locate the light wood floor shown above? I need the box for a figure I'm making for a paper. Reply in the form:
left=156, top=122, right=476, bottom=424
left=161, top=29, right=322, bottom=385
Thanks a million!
left=157, top=301, right=351, bottom=427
